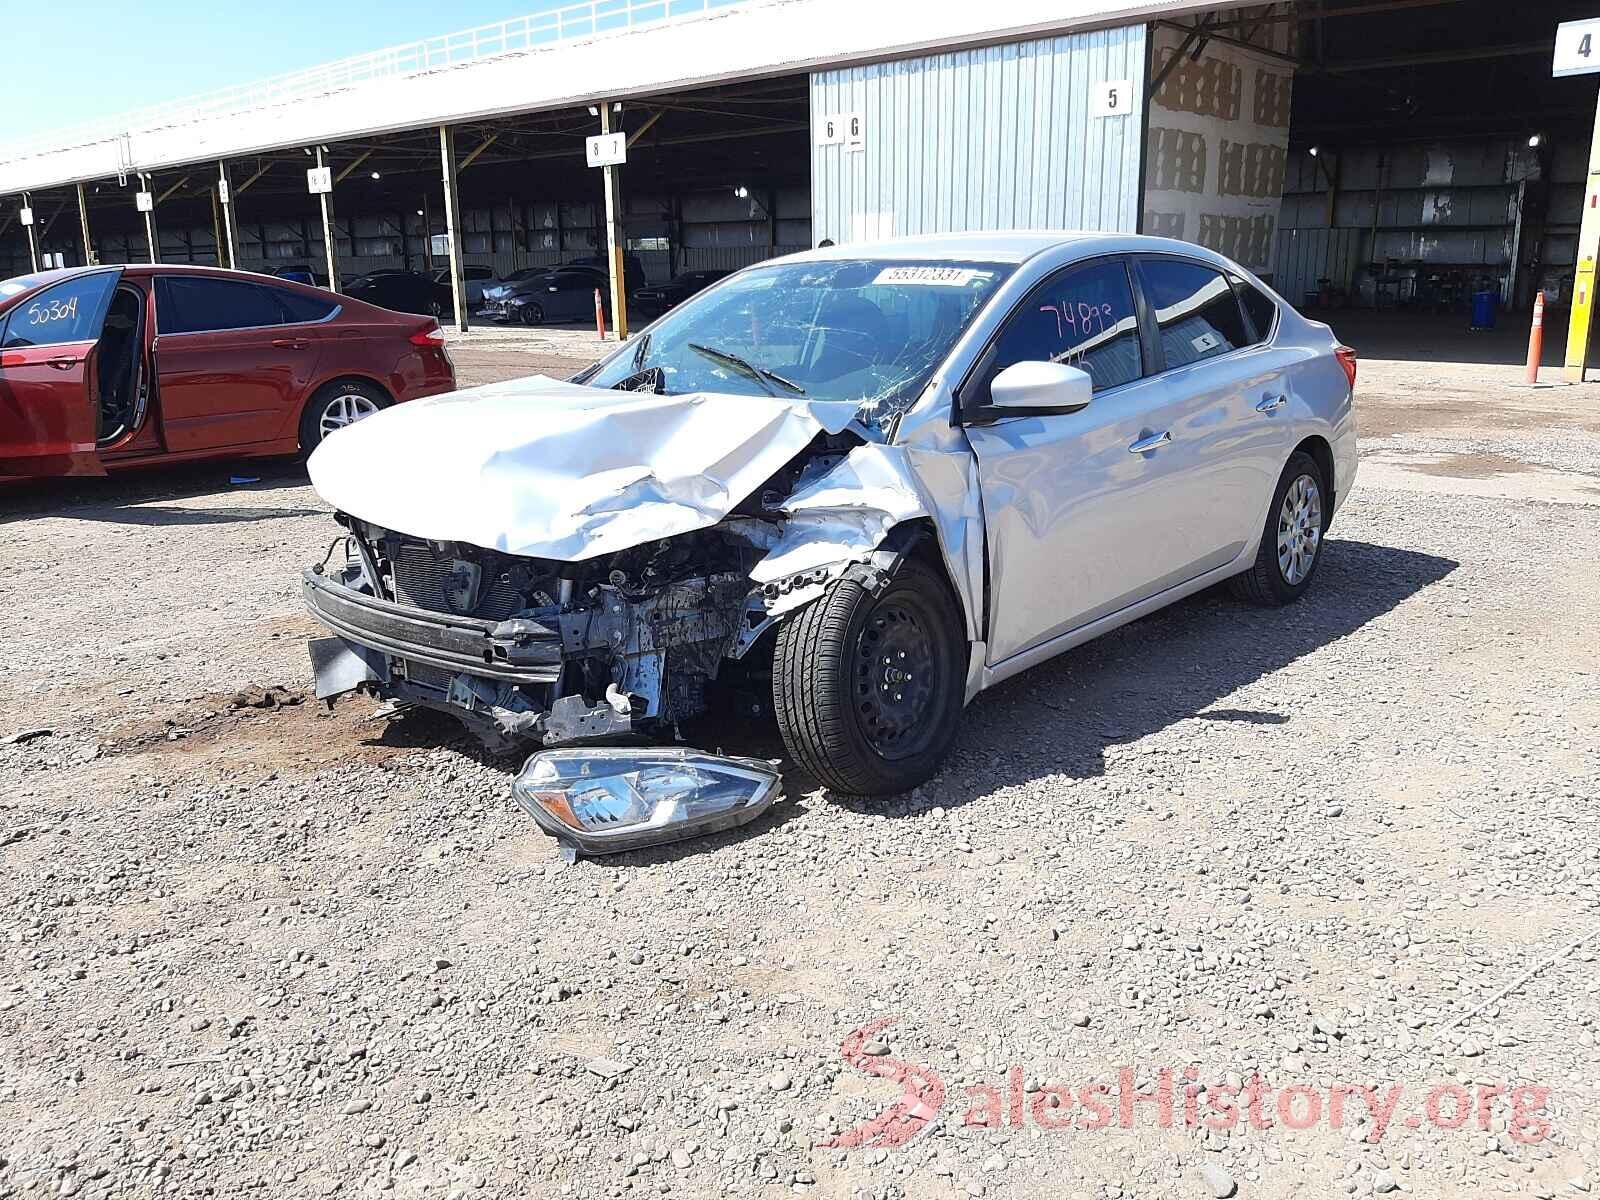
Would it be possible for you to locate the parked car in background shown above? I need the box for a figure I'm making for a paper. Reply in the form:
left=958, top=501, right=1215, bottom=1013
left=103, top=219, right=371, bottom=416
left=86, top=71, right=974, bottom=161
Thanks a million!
left=432, top=265, right=494, bottom=307
left=344, top=270, right=452, bottom=317
left=569, top=252, right=647, bottom=282
left=272, top=264, right=329, bottom=288
left=631, top=269, right=731, bottom=317
left=301, top=232, right=1357, bottom=842
left=480, top=267, right=550, bottom=308
left=0, top=264, right=454, bottom=480
left=483, top=265, right=618, bottom=326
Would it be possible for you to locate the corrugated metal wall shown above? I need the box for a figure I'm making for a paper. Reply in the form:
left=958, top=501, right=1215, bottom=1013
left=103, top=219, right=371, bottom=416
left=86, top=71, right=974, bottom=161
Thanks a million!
left=1274, top=137, right=1577, bottom=309
left=810, top=25, right=1147, bottom=245
left=1273, top=227, right=1363, bottom=311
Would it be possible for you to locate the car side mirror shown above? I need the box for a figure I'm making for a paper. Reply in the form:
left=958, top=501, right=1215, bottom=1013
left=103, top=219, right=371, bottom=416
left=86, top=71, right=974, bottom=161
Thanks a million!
left=988, top=360, right=1092, bottom=414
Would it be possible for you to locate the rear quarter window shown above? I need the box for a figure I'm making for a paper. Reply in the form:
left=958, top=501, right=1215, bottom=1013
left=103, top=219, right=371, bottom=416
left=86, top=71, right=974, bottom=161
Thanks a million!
left=272, top=287, right=338, bottom=324
left=1234, top=275, right=1279, bottom=341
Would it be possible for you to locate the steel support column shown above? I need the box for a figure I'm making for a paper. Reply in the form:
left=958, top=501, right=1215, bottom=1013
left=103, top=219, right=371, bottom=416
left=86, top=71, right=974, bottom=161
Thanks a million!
left=75, top=182, right=94, bottom=266
left=139, top=173, right=159, bottom=264
left=21, top=191, right=39, bottom=272
left=217, top=161, right=238, bottom=270
left=1566, top=86, right=1600, bottom=382
left=599, top=103, right=628, bottom=341
left=439, top=125, right=469, bottom=332
left=315, top=147, right=340, bottom=292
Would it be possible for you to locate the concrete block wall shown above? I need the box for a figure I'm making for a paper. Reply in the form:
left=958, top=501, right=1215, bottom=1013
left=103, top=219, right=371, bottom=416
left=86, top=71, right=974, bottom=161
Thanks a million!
left=1142, top=23, right=1294, bottom=278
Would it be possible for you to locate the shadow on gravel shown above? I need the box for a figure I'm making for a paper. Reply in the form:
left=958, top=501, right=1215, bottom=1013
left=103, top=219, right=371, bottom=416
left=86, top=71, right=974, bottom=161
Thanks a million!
left=836, top=537, right=1459, bottom=816
left=0, top=460, right=313, bottom=525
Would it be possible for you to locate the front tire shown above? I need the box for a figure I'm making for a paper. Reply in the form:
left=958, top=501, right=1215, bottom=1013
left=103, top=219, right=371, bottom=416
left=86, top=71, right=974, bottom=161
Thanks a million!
left=773, top=560, right=966, bottom=796
left=299, top=380, right=390, bottom=454
left=519, top=302, right=545, bottom=327
left=1229, top=450, right=1328, bottom=606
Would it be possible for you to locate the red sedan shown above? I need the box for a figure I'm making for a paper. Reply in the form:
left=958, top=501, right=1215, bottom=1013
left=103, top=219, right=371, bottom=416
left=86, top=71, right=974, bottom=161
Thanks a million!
left=0, top=264, right=455, bottom=479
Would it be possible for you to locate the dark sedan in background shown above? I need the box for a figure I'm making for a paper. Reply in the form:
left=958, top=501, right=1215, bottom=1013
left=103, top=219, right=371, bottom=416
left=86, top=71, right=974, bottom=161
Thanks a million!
left=483, top=265, right=616, bottom=325
left=630, top=269, right=730, bottom=317
left=344, top=269, right=453, bottom=317
left=0, top=264, right=454, bottom=480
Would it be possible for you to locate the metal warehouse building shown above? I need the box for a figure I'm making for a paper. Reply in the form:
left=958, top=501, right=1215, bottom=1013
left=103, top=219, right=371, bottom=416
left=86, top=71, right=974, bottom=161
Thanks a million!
left=3, top=0, right=1596, bottom=351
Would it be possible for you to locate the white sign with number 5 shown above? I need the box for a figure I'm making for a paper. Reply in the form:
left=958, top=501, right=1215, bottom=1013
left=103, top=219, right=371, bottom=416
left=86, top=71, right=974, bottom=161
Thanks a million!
left=1091, top=79, right=1134, bottom=118
left=1554, top=19, right=1600, bottom=77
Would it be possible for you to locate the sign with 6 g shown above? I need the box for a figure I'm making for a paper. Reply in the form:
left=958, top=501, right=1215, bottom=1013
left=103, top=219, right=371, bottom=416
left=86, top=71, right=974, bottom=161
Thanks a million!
left=815, top=112, right=864, bottom=151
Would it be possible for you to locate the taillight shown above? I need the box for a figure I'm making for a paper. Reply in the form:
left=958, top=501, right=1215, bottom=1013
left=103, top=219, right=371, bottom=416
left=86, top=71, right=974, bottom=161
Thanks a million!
left=1335, top=345, right=1357, bottom=390
left=409, top=323, right=446, bottom=348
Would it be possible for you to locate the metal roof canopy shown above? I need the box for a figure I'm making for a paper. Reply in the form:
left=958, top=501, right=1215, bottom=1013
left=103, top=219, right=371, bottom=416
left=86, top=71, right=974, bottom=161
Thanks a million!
left=0, top=0, right=1214, bottom=194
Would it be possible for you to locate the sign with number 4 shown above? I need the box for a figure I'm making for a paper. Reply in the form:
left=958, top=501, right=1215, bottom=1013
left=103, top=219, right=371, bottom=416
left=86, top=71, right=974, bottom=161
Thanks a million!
left=1091, top=79, right=1134, bottom=118
left=1554, top=19, right=1600, bottom=77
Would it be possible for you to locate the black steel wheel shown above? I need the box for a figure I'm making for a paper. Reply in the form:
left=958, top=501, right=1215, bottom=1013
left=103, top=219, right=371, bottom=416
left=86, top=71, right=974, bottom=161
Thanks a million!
left=773, top=559, right=966, bottom=796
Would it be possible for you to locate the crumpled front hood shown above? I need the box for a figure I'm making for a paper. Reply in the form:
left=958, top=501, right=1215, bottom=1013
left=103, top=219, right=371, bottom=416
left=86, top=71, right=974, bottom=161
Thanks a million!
left=306, top=375, right=862, bottom=561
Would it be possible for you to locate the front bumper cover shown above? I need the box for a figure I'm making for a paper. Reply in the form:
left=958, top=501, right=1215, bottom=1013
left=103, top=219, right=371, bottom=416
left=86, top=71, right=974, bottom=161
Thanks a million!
left=302, top=568, right=562, bottom=686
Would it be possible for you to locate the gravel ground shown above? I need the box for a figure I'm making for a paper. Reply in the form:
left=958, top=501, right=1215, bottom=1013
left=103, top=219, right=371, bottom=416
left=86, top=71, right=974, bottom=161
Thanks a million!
left=1, top=322, right=1597, bottom=1200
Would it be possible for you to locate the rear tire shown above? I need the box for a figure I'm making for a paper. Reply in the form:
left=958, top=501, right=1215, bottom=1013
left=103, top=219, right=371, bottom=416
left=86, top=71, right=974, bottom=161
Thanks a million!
left=1229, top=450, right=1328, bottom=606
left=299, top=380, right=390, bottom=454
left=773, top=560, right=966, bottom=797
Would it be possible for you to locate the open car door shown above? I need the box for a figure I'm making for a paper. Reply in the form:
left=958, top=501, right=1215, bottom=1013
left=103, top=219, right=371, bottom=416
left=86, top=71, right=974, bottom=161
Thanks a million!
left=0, top=268, right=122, bottom=477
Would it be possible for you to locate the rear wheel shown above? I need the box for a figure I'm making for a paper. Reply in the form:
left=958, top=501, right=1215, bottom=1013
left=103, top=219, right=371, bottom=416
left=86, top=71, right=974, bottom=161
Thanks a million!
left=1229, top=451, right=1328, bottom=605
left=299, top=380, right=390, bottom=453
left=773, top=560, right=966, bottom=796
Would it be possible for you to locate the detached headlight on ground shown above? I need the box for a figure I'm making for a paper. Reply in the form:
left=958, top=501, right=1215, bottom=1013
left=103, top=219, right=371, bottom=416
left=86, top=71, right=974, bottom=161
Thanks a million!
left=513, top=748, right=782, bottom=855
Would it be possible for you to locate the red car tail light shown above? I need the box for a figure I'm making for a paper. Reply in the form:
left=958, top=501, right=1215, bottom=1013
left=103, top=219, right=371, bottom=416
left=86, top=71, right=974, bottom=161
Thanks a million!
left=409, top=323, right=446, bottom=348
left=1335, top=344, right=1357, bottom=390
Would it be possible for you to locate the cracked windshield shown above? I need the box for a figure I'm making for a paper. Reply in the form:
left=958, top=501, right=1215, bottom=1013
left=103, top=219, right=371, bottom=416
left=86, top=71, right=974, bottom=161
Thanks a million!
left=585, top=259, right=1013, bottom=429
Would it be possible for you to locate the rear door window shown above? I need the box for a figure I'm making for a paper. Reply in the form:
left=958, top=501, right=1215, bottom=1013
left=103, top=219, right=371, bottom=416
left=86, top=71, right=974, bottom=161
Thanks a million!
left=1232, top=274, right=1279, bottom=342
left=1136, top=259, right=1252, bottom=369
left=990, top=259, right=1143, bottom=392
left=2, top=272, right=120, bottom=348
left=156, top=276, right=286, bottom=334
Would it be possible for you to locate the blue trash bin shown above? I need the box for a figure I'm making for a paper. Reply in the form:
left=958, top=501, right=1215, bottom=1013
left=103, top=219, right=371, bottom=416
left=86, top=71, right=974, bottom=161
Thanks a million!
left=1469, top=290, right=1497, bottom=331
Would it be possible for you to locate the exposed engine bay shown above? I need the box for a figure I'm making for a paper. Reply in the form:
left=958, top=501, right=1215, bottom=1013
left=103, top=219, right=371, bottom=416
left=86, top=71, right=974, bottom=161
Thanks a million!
left=303, top=428, right=909, bottom=753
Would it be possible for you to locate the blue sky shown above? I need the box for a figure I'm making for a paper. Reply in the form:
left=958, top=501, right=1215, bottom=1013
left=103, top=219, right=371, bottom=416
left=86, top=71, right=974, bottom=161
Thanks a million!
left=8, top=0, right=571, bottom=139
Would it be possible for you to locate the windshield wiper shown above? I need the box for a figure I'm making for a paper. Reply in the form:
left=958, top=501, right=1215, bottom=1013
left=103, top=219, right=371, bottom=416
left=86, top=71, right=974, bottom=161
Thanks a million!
left=688, top=342, right=805, bottom=396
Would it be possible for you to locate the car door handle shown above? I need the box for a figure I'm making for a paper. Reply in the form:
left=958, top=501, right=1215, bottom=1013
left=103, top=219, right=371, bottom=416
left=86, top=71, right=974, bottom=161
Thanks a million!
left=1256, top=394, right=1288, bottom=413
left=47, top=354, right=83, bottom=371
left=271, top=337, right=311, bottom=350
left=1128, top=431, right=1172, bottom=454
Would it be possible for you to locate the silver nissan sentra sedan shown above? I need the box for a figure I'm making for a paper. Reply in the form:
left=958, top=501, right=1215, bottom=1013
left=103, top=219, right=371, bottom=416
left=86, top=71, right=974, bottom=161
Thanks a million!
left=302, top=232, right=1356, bottom=853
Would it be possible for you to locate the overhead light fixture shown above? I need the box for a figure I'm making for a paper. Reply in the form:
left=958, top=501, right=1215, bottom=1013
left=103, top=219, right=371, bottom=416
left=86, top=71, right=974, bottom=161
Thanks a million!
left=1308, top=145, right=1320, bottom=158
left=415, top=208, right=424, bottom=216
left=370, top=171, right=382, bottom=180
left=587, top=105, right=599, bottom=116
left=612, top=102, right=623, bottom=113
left=733, top=184, right=750, bottom=199
left=1528, top=133, right=1543, bottom=149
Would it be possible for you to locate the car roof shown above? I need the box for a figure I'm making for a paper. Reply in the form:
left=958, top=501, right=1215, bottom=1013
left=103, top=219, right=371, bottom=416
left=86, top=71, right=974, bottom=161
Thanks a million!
left=775, top=231, right=1240, bottom=270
